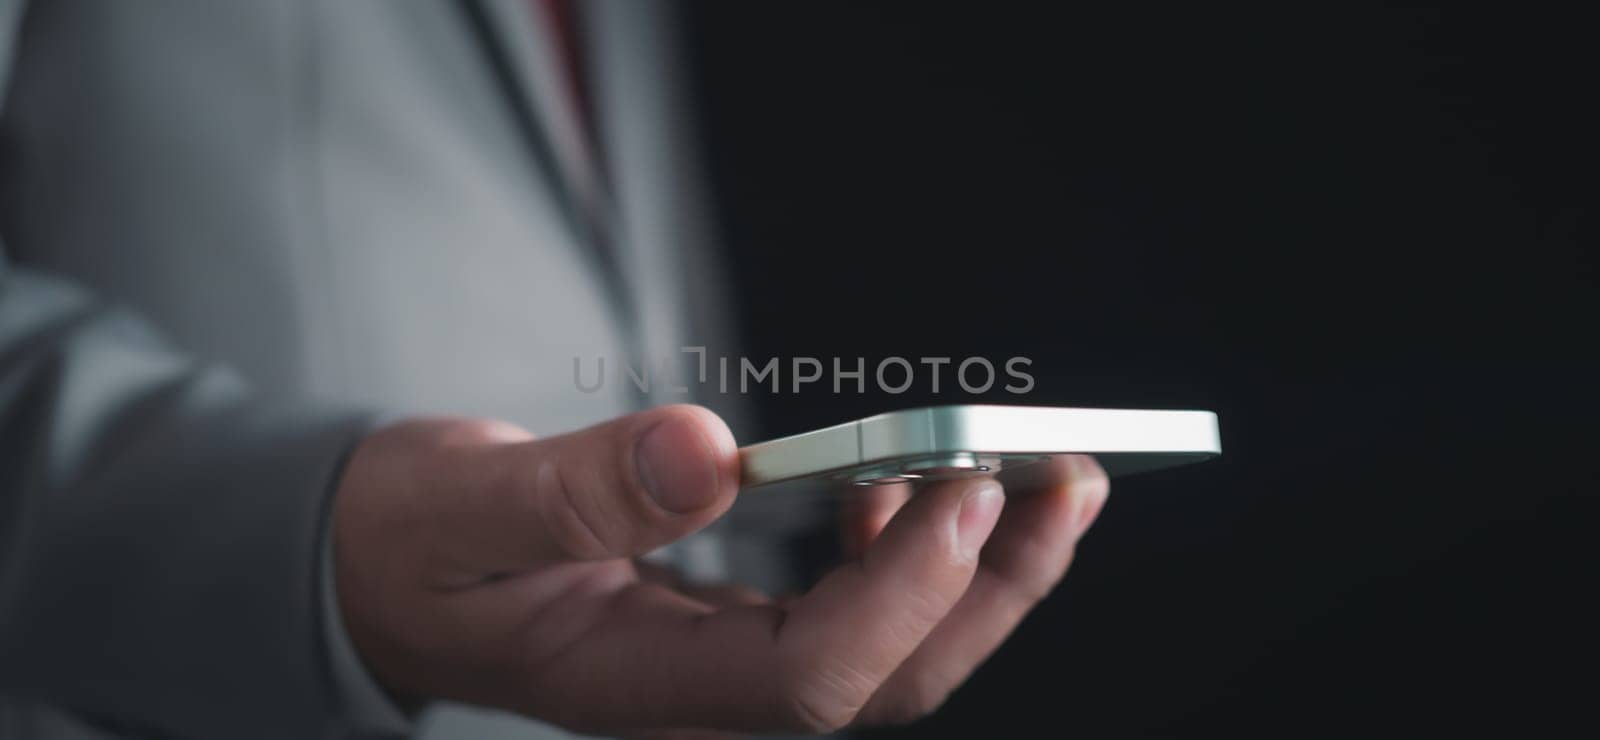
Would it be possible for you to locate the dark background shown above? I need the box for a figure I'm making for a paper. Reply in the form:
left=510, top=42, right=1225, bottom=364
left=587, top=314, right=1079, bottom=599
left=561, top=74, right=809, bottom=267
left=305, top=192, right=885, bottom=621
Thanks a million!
left=682, top=3, right=1594, bottom=737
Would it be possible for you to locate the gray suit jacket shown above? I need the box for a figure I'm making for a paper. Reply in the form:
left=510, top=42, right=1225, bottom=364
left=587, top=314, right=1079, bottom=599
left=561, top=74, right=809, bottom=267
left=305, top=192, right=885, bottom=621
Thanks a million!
left=0, top=1, right=747, bottom=737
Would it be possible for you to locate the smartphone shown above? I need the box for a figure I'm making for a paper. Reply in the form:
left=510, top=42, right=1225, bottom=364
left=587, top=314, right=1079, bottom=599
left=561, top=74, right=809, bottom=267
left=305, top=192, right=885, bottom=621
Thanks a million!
left=738, top=404, right=1221, bottom=491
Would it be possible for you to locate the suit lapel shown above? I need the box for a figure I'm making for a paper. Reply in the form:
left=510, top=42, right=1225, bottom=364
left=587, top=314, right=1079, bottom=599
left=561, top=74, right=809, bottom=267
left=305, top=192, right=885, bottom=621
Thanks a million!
left=476, top=0, right=608, bottom=222
left=457, top=0, right=630, bottom=320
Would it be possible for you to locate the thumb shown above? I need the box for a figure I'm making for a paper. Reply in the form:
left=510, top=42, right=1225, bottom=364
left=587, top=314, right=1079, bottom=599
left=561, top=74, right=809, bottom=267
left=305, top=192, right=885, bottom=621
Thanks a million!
left=433, top=404, right=739, bottom=574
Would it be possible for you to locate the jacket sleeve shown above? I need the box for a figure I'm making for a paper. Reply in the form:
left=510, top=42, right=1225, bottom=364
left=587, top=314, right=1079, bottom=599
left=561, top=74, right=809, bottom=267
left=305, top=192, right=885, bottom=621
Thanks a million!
left=0, top=255, right=374, bottom=737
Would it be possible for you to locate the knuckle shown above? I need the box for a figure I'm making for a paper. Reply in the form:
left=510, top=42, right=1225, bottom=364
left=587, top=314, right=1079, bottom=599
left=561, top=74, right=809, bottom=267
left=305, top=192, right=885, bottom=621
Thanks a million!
left=618, top=452, right=667, bottom=520
left=871, top=675, right=953, bottom=725
left=605, top=421, right=673, bottom=521
left=781, top=693, right=856, bottom=735
left=895, top=581, right=955, bottom=638
left=775, top=658, right=875, bottom=733
left=535, top=459, right=616, bottom=559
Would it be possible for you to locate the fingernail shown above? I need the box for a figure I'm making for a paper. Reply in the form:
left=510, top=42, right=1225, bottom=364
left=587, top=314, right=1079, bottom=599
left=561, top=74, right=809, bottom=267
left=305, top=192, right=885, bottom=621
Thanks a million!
left=957, top=481, right=1005, bottom=560
left=636, top=420, right=721, bottom=514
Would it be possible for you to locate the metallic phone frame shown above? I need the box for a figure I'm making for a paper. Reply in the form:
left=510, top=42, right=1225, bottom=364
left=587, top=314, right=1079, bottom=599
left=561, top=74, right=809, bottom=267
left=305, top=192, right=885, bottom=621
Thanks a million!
left=738, top=405, right=1222, bottom=490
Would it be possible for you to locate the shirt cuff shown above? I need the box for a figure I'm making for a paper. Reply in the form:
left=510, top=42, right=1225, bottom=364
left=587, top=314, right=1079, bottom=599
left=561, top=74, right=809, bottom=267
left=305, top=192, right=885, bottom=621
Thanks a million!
left=321, top=515, right=413, bottom=737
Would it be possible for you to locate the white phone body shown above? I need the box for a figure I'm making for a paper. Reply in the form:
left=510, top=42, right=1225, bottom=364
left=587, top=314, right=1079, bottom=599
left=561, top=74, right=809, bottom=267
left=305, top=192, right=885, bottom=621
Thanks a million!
left=738, top=405, right=1221, bottom=490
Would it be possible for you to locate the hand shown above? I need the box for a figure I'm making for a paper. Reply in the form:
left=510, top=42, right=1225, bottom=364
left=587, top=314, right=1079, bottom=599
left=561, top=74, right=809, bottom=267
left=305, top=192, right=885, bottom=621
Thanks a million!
left=333, top=405, right=1108, bottom=735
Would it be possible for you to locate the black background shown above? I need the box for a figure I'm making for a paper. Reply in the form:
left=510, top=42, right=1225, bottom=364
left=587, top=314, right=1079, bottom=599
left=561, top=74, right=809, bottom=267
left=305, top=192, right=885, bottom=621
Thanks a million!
left=682, top=3, right=1594, bottom=737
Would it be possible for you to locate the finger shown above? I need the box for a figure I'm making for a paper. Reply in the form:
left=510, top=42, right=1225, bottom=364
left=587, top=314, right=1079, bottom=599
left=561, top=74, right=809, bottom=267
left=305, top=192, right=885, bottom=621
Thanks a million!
left=625, top=727, right=746, bottom=740
left=525, top=477, right=1006, bottom=734
left=859, top=455, right=1110, bottom=724
left=678, top=582, right=772, bottom=608
left=431, top=404, right=740, bottom=576
left=841, top=483, right=911, bottom=559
